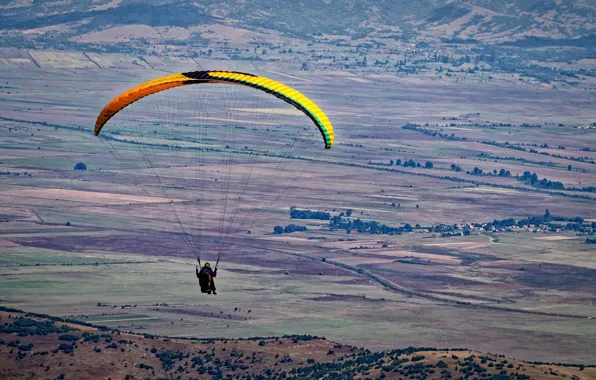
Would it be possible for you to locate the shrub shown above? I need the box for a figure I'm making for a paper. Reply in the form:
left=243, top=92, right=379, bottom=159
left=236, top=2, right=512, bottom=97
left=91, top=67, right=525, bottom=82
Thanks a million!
left=58, top=334, right=79, bottom=341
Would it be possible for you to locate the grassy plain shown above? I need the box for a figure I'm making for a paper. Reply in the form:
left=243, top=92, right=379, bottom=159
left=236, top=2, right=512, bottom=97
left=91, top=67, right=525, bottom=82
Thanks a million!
left=1, top=65, right=595, bottom=364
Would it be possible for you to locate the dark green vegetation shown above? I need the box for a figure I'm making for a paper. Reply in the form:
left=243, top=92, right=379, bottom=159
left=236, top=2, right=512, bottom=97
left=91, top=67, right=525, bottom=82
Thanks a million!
left=273, top=224, right=308, bottom=234
left=0, top=316, right=75, bottom=337
left=290, top=209, right=331, bottom=220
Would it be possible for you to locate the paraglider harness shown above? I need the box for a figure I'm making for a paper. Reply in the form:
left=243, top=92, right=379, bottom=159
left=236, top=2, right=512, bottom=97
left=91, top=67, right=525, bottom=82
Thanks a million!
left=196, top=258, right=219, bottom=294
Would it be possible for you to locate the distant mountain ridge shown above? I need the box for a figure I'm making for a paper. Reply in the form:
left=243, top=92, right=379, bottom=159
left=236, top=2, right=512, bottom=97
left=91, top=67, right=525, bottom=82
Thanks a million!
left=1, top=0, right=594, bottom=45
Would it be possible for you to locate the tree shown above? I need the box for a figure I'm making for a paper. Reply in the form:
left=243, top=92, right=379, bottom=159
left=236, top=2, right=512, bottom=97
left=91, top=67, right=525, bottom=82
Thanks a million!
left=74, top=162, right=87, bottom=171
left=283, top=224, right=307, bottom=233
left=404, top=159, right=416, bottom=167
left=424, top=161, right=433, bottom=169
left=450, top=163, right=462, bottom=172
left=291, top=209, right=330, bottom=220
left=273, top=226, right=283, bottom=234
left=498, top=168, right=510, bottom=177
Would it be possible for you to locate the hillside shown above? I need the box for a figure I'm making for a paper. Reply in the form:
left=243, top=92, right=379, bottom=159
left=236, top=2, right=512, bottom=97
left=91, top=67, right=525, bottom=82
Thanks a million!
left=1, top=0, right=594, bottom=50
left=0, top=307, right=594, bottom=380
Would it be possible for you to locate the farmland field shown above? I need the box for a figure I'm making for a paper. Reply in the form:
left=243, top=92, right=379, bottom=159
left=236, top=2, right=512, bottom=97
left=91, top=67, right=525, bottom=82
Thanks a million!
left=1, top=64, right=595, bottom=364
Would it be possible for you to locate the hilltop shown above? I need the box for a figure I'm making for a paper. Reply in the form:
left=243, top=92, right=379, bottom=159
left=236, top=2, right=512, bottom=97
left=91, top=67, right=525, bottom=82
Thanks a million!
left=0, top=307, right=594, bottom=379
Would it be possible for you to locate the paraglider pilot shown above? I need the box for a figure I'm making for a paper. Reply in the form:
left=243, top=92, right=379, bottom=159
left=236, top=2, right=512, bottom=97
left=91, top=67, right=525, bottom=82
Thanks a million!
left=196, top=261, right=217, bottom=295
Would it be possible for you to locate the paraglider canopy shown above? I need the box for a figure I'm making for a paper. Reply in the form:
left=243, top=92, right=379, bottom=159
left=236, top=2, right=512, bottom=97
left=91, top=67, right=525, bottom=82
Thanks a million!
left=94, top=69, right=335, bottom=268
left=95, top=70, right=334, bottom=149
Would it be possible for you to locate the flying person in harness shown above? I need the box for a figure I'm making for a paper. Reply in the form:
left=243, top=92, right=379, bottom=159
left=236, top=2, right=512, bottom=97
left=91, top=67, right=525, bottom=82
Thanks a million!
left=196, top=261, right=217, bottom=295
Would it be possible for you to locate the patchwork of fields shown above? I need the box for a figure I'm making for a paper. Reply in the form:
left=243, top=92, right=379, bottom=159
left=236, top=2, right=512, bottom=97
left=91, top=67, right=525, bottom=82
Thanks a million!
left=1, top=63, right=595, bottom=363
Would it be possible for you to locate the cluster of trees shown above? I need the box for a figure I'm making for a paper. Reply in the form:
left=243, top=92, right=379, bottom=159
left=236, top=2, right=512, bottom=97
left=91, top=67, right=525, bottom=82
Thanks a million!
left=290, top=209, right=330, bottom=220
left=450, top=164, right=463, bottom=172
left=478, top=152, right=556, bottom=168
left=273, top=224, right=307, bottom=234
left=82, top=332, right=115, bottom=345
left=469, top=167, right=484, bottom=176
left=403, top=123, right=467, bottom=141
left=329, top=216, right=412, bottom=235
left=339, top=142, right=364, bottom=148
left=0, top=316, right=75, bottom=337
left=399, top=159, right=434, bottom=169
left=56, top=342, right=76, bottom=354
left=520, top=171, right=565, bottom=190
left=569, top=185, right=596, bottom=193
left=6, top=339, right=34, bottom=353
left=483, top=210, right=594, bottom=233
left=468, top=167, right=512, bottom=177
left=550, top=153, right=596, bottom=165
left=155, top=350, right=189, bottom=371
left=288, top=347, right=480, bottom=379
left=0, top=170, right=32, bottom=178
left=483, top=140, right=530, bottom=152
left=370, top=159, right=434, bottom=169
left=510, top=171, right=596, bottom=193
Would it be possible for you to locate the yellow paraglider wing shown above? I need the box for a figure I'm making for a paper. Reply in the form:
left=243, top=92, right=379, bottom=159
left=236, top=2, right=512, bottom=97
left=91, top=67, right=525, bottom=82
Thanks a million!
left=94, top=71, right=334, bottom=149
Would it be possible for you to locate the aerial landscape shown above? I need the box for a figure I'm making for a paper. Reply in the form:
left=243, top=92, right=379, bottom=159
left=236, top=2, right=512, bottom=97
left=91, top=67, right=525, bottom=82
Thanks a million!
left=0, top=0, right=595, bottom=379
